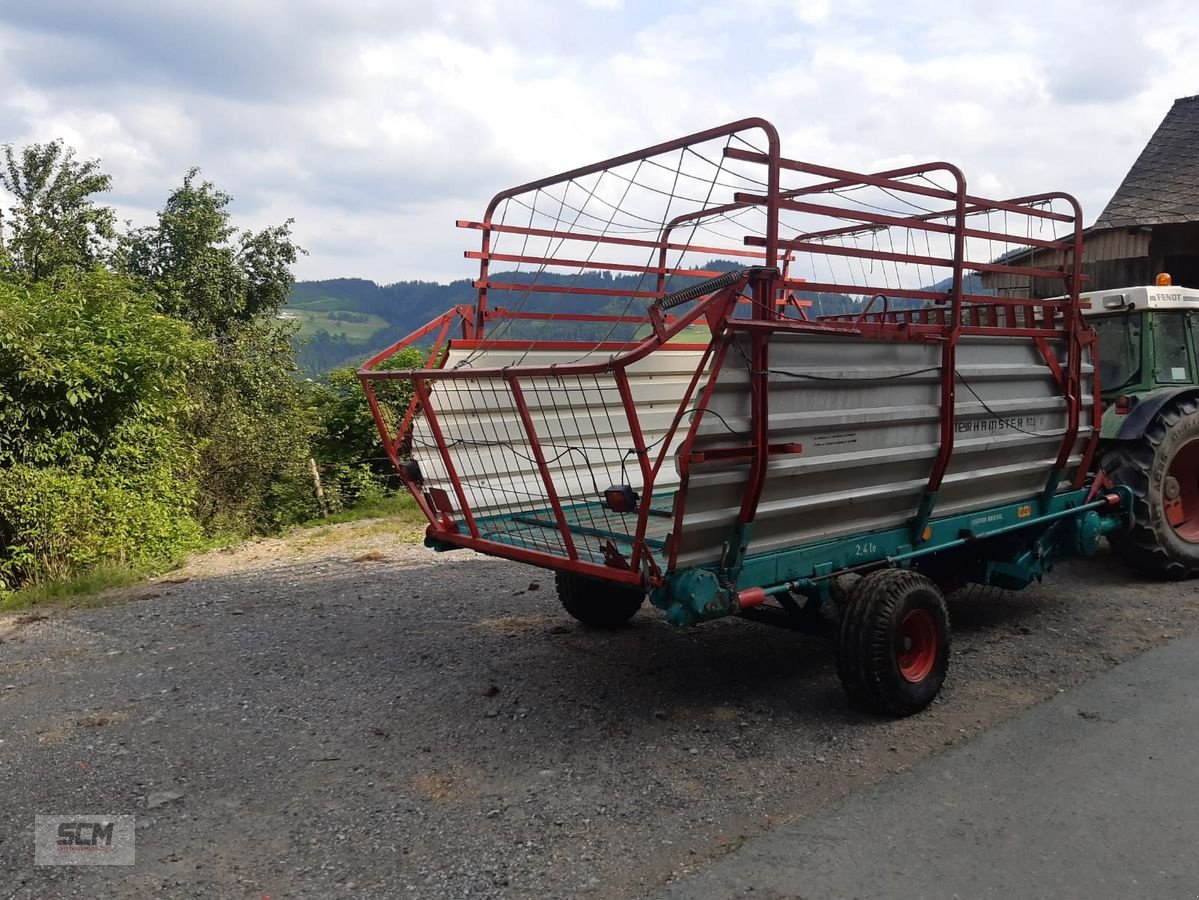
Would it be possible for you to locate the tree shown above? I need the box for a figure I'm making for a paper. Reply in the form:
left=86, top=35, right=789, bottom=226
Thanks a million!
left=113, top=168, right=316, bottom=528
left=0, top=271, right=206, bottom=587
left=187, top=320, right=319, bottom=530
left=311, top=352, right=423, bottom=465
left=118, top=168, right=303, bottom=336
left=115, top=168, right=318, bottom=528
left=0, top=140, right=116, bottom=281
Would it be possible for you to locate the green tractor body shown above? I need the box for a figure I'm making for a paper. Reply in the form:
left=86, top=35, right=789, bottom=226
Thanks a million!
left=1087, top=283, right=1199, bottom=577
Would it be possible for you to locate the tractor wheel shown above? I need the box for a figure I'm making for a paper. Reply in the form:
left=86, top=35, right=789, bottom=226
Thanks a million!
left=946, top=584, right=1010, bottom=603
left=555, top=572, right=644, bottom=628
left=1101, top=397, right=1199, bottom=580
left=836, top=569, right=950, bottom=717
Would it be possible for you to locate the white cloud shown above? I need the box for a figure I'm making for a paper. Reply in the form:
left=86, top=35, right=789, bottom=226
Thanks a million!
left=794, top=0, right=831, bottom=26
left=0, top=0, right=1196, bottom=281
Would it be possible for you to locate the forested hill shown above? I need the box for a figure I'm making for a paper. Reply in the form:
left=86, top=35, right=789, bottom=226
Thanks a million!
left=286, top=268, right=982, bottom=374
left=287, top=276, right=474, bottom=372
left=287, top=265, right=755, bottom=372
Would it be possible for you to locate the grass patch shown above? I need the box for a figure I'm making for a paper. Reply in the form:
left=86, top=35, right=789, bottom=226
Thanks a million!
left=295, top=493, right=428, bottom=545
left=632, top=322, right=712, bottom=344
left=0, top=562, right=158, bottom=612
left=0, top=529, right=238, bottom=613
left=0, top=497, right=428, bottom=613
left=306, top=493, right=422, bottom=526
left=288, top=295, right=351, bottom=313
left=285, top=308, right=389, bottom=341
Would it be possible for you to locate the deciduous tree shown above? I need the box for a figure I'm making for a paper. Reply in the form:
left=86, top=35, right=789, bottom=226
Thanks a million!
left=0, top=140, right=116, bottom=281
left=118, top=168, right=302, bottom=336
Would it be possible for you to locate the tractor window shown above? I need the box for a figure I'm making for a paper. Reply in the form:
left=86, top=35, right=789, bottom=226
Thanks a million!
left=1154, top=313, right=1190, bottom=383
left=1090, top=314, right=1141, bottom=390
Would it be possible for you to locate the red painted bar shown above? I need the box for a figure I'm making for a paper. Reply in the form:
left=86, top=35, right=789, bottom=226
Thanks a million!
left=359, top=306, right=465, bottom=373
left=776, top=238, right=954, bottom=269
left=669, top=334, right=736, bottom=571
left=507, top=378, right=579, bottom=561
left=968, top=258, right=1072, bottom=280
left=726, top=147, right=1075, bottom=222
left=411, top=377, right=480, bottom=540
left=740, top=198, right=959, bottom=238
left=448, top=340, right=710, bottom=352
left=473, top=280, right=662, bottom=300
left=419, top=530, right=651, bottom=588
left=466, top=250, right=728, bottom=279
left=457, top=220, right=776, bottom=262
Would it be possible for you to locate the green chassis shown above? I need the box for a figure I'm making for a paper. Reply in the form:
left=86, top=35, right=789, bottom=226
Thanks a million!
left=431, top=485, right=1131, bottom=628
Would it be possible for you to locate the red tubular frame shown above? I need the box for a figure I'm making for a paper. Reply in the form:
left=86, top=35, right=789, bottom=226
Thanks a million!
left=411, top=377, right=480, bottom=540
left=359, top=117, right=1091, bottom=585
left=508, top=378, right=579, bottom=561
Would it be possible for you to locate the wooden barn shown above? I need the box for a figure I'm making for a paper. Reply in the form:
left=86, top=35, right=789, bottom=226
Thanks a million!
left=981, top=93, right=1199, bottom=297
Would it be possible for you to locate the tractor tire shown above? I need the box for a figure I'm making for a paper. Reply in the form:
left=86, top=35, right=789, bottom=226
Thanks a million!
left=946, top=584, right=1011, bottom=603
left=1101, top=396, right=1199, bottom=580
left=836, top=569, right=950, bottom=717
left=555, top=571, right=644, bottom=628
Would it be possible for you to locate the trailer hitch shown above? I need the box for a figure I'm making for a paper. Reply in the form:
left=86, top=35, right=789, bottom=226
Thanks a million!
left=650, top=567, right=770, bottom=627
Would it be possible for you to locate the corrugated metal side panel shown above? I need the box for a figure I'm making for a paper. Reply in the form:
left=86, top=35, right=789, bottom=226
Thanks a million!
left=673, top=333, right=1093, bottom=569
left=979, top=230, right=1153, bottom=294
left=410, top=344, right=706, bottom=518
left=1084, top=229, right=1151, bottom=263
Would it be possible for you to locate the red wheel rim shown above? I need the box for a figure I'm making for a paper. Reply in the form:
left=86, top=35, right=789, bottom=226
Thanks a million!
left=897, top=609, right=938, bottom=683
left=1165, top=438, right=1199, bottom=543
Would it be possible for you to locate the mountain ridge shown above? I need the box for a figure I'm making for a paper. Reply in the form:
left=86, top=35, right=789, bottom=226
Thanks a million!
left=286, top=268, right=981, bottom=373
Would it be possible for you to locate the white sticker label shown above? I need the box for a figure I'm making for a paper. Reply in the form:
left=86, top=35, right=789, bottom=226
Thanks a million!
left=1172, top=367, right=1187, bottom=380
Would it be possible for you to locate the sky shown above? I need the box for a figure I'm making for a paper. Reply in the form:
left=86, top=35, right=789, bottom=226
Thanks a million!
left=1, top=0, right=1197, bottom=284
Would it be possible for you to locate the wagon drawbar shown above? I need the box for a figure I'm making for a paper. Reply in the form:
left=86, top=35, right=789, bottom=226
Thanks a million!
left=359, top=118, right=1133, bottom=716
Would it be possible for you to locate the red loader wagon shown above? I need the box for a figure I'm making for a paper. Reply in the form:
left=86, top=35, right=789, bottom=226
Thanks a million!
left=359, top=118, right=1132, bottom=716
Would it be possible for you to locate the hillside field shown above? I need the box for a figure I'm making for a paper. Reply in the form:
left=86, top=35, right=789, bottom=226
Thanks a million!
left=281, top=307, right=390, bottom=341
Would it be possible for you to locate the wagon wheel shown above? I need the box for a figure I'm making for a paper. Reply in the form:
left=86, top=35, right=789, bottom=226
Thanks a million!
left=555, top=572, right=644, bottom=628
left=836, top=569, right=950, bottom=717
left=1102, top=396, right=1199, bottom=579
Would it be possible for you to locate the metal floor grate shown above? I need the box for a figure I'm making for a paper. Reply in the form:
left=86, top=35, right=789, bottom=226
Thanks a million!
left=472, top=494, right=676, bottom=566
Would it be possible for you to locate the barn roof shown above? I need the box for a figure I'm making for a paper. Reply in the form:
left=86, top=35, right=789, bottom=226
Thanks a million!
left=1095, top=94, right=1199, bottom=228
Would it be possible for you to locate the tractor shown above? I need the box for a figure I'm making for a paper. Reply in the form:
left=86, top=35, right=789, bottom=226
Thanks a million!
left=1090, top=276, right=1199, bottom=578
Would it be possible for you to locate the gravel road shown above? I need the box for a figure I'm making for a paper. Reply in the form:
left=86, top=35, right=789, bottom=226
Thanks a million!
left=2, top=522, right=1197, bottom=899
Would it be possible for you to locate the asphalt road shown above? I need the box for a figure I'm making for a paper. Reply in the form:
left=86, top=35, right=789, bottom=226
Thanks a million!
left=661, top=632, right=1199, bottom=900
left=1, top=525, right=1197, bottom=899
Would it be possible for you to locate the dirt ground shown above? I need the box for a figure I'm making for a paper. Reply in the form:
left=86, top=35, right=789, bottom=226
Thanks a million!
left=2, top=521, right=1197, bottom=899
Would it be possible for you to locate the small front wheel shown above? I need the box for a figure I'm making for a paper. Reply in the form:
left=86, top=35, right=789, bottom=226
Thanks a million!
left=836, top=569, right=950, bottom=717
left=555, top=572, right=644, bottom=628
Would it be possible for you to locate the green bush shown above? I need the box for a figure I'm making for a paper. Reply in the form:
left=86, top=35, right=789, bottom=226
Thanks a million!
left=0, top=141, right=426, bottom=599
left=0, top=271, right=206, bottom=588
left=0, top=464, right=201, bottom=589
left=306, top=348, right=425, bottom=514
left=324, top=462, right=387, bottom=512
left=313, top=350, right=423, bottom=462
left=187, top=321, right=320, bottom=531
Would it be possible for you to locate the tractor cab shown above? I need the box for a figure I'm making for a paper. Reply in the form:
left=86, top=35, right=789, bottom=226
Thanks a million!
left=1082, top=279, right=1199, bottom=404
left=1089, top=277, right=1199, bottom=577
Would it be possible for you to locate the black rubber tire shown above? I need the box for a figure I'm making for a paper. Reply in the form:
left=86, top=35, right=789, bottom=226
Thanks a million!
left=836, top=569, right=950, bottom=717
left=1101, top=397, right=1199, bottom=580
left=555, top=572, right=644, bottom=628
left=946, top=584, right=1010, bottom=603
